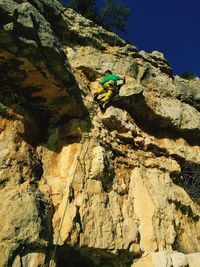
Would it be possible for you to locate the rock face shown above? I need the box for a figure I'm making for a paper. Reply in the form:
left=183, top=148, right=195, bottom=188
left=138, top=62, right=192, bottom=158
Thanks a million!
left=0, top=1, right=200, bottom=266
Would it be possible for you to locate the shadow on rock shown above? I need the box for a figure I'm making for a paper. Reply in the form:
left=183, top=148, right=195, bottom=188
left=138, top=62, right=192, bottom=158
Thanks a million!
left=56, top=244, right=134, bottom=267
left=115, top=91, right=200, bottom=146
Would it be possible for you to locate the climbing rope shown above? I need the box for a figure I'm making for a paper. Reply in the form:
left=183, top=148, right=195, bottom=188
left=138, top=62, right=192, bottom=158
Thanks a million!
left=49, top=130, right=94, bottom=266
left=113, top=34, right=117, bottom=47
left=50, top=142, right=85, bottom=266
left=105, top=34, right=118, bottom=72
left=49, top=29, right=126, bottom=266
left=49, top=32, right=121, bottom=266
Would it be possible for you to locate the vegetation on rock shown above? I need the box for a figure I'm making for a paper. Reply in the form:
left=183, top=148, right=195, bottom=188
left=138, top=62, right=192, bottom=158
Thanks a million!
left=63, top=0, right=131, bottom=32
left=180, top=71, right=197, bottom=80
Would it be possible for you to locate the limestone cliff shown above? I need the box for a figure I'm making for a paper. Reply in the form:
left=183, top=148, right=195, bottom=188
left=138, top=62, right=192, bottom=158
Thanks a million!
left=0, top=1, right=200, bottom=266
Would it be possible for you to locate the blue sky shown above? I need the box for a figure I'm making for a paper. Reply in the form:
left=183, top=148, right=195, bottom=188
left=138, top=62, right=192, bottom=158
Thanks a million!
left=62, top=0, right=200, bottom=77
left=119, top=0, right=200, bottom=77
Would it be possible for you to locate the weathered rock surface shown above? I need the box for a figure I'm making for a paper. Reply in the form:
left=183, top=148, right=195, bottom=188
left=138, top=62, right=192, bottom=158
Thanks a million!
left=1, top=0, right=200, bottom=266
left=133, top=252, right=200, bottom=267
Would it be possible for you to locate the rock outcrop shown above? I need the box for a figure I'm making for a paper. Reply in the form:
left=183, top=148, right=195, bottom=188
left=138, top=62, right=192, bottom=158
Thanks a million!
left=0, top=1, right=200, bottom=266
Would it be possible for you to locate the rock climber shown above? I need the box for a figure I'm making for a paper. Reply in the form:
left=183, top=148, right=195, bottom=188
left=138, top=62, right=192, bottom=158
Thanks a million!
left=94, top=70, right=124, bottom=109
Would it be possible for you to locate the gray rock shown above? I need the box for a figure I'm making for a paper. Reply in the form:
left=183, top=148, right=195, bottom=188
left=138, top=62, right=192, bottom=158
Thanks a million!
left=187, top=253, right=200, bottom=267
left=153, top=252, right=173, bottom=267
left=151, top=50, right=165, bottom=60
left=0, top=187, right=49, bottom=266
left=175, top=76, right=200, bottom=111
left=119, top=76, right=144, bottom=97
left=171, top=252, right=188, bottom=267
left=145, top=95, right=200, bottom=140
left=61, top=119, right=89, bottom=138
left=101, top=106, right=136, bottom=133
left=0, top=0, right=75, bottom=86
left=63, top=8, right=126, bottom=49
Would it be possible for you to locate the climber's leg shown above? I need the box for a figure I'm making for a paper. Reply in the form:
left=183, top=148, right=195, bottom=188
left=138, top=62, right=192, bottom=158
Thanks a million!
left=101, top=89, right=114, bottom=105
left=100, top=81, right=115, bottom=105
left=94, top=86, right=105, bottom=101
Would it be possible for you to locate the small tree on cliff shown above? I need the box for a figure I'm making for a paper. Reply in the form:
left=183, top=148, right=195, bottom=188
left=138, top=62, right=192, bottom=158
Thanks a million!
left=99, top=0, right=131, bottom=32
left=180, top=72, right=197, bottom=80
left=64, top=0, right=131, bottom=33
left=67, top=0, right=97, bottom=21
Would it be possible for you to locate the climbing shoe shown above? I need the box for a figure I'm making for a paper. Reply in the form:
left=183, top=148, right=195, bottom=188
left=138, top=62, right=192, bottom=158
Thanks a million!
left=99, top=101, right=109, bottom=112
left=93, top=93, right=98, bottom=101
left=99, top=102, right=105, bottom=112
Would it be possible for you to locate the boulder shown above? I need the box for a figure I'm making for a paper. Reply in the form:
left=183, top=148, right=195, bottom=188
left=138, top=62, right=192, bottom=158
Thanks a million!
left=101, top=106, right=136, bottom=133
